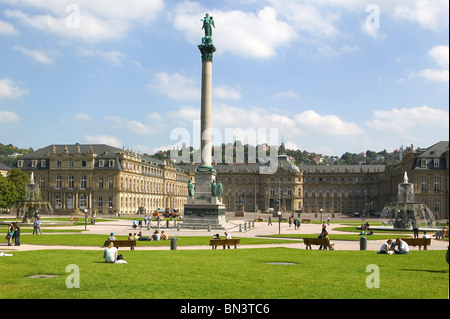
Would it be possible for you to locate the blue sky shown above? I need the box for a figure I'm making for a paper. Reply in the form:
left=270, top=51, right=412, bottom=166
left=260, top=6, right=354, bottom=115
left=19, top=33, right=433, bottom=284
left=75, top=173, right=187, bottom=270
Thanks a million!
left=0, top=0, right=448, bottom=157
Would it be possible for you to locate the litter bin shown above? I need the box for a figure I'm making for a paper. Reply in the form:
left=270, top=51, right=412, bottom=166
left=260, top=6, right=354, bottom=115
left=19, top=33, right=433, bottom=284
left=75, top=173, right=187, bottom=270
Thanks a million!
left=360, top=236, right=367, bottom=250
left=170, top=238, right=178, bottom=250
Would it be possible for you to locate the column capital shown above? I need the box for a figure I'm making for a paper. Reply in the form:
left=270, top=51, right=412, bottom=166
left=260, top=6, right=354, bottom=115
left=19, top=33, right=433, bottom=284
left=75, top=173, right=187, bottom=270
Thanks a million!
left=198, top=42, right=216, bottom=62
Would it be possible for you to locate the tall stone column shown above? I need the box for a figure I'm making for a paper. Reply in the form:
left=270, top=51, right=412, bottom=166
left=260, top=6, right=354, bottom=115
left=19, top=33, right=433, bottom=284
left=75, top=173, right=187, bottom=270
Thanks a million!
left=182, top=14, right=226, bottom=230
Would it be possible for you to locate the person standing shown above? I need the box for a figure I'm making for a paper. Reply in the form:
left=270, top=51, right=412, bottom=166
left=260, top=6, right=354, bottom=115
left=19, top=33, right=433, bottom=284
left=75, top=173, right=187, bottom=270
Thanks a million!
left=13, top=222, right=20, bottom=246
left=5, top=223, right=14, bottom=246
left=412, top=220, right=419, bottom=238
left=268, top=215, right=272, bottom=226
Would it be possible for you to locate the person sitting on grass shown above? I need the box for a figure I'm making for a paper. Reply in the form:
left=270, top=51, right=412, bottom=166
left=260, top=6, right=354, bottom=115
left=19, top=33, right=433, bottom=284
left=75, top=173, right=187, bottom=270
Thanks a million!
left=379, top=239, right=393, bottom=254
left=103, top=242, right=118, bottom=263
left=152, top=230, right=161, bottom=241
left=161, top=231, right=169, bottom=240
left=394, top=238, right=409, bottom=254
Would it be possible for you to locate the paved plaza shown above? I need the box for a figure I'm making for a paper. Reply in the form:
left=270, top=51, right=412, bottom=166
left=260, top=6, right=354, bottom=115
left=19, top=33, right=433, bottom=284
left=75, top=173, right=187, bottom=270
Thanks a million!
left=1, top=213, right=448, bottom=252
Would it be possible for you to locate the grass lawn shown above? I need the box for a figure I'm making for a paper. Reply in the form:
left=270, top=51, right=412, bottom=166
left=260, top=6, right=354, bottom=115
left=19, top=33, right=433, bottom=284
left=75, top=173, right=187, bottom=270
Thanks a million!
left=2, top=234, right=301, bottom=246
left=0, top=248, right=447, bottom=299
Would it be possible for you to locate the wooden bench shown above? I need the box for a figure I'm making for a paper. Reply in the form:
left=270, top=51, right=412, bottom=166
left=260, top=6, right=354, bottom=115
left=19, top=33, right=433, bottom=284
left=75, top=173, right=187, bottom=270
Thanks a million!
left=302, top=237, right=334, bottom=250
left=209, top=238, right=240, bottom=249
left=104, top=240, right=137, bottom=250
left=302, top=219, right=311, bottom=223
left=395, top=238, right=431, bottom=250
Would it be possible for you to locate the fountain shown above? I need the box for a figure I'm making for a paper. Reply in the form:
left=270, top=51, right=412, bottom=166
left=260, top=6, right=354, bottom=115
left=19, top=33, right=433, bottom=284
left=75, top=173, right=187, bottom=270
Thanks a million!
left=3, top=172, right=61, bottom=225
left=378, top=172, right=438, bottom=231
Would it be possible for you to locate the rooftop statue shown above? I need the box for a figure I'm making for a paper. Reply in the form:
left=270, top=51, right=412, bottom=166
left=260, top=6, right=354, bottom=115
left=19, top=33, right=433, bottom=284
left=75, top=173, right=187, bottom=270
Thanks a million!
left=201, top=13, right=215, bottom=38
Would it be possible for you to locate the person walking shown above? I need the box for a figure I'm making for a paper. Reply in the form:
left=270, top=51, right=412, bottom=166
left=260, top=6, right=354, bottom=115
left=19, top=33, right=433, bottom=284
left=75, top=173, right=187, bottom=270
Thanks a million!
left=268, top=215, right=272, bottom=226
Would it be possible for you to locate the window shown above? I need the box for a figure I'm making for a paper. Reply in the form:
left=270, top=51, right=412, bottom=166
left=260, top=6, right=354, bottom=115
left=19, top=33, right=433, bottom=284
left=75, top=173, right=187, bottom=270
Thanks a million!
left=99, top=160, right=104, bottom=168
left=270, top=189, right=275, bottom=196
left=32, top=160, right=37, bottom=167
left=98, top=177, right=104, bottom=189
left=420, top=159, right=427, bottom=168
left=80, top=176, right=87, bottom=190
left=41, top=160, right=46, bottom=168
left=57, top=161, right=62, bottom=167
left=56, top=176, right=62, bottom=189
left=80, top=194, right=87, bottom=209
left=109, top=160, right=115, bottom=167
left=433, top=159, right=440, bottom=167
left=17, top=160, right=23, bottom=167
left=40, top=176, right=45, bottom=188
left=434, top=178, right=440, bottom=192
left=81, top=160, right=86, bottom=167
left=55, top=194, right=61, bottom=209
left=108, top=177, right=114, bottom=189
left=68, top=176, right=74, bottom=189
left=434, top=201, right=440, bottom=214
left=421, top=178, right=427, bottom=192
left=98, top=197, right=103, bottom=208
left=69, top=161, right=74, bottom=167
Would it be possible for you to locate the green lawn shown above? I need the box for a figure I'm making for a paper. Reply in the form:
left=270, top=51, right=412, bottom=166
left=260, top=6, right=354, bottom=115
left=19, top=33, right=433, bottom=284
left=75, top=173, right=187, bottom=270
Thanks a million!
left=0, top=248, right=447, bottom=299
left=3, top=233, right=301, bottom=246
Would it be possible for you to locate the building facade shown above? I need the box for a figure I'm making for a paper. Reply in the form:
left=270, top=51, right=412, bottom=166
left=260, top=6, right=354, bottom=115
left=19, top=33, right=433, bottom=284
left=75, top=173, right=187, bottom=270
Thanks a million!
left=17, top=144, right=190, bottom=215
left=16, top=141, right=449, bottom=218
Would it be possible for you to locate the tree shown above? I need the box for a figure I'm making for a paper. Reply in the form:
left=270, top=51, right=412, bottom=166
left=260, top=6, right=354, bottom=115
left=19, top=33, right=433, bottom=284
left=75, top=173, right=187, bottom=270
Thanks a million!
left=7, top=169, right=29, bottom=201
left=0, top=175, right=18, bottom=209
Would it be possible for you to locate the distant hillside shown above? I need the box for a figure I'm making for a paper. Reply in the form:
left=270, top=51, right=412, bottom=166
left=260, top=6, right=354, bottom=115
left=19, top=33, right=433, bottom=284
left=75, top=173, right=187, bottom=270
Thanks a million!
left=0, top=143, right=34, bottom=168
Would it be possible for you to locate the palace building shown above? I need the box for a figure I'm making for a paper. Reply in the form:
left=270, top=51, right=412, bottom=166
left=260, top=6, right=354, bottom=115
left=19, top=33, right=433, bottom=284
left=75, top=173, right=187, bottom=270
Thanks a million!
left=16, top=141, right=449, bottom=218
left=16, top=144, right=190, bottom=215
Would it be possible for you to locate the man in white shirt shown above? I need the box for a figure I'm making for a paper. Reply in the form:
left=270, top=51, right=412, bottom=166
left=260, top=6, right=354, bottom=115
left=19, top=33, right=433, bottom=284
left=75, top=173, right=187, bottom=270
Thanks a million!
left=394, top=238, right=409, bottom=254
left=224, top=232, right=231, bottom=249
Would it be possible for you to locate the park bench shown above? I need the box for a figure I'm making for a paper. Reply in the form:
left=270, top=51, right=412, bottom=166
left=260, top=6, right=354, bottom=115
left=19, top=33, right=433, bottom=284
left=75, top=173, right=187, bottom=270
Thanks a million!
left=396, top=238, right=431, bottom=250
left=209, top=238, right=240, bottom=249
left=104, top=240, right=137, bottom=250
left=302, top=219, right=311, bottom=223
left=302, top=238, right=334, bottom=250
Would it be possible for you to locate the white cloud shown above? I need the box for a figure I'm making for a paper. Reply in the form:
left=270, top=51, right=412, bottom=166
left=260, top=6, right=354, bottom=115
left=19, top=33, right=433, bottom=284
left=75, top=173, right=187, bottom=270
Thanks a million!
left=85, top=134, right=122, bottom=147
left=273, top=90, right=300, bottom=99
left=4, top=0, right=164, bottom=41
left=77, top=47, right=126, bottom=65
left=105, top=116, right=155, bottom=135
left=174, top=2, right=298, bottom=59
left=147, top=72, right=200, bottom=100
left=0, top=111, right=21, bottom=123
left=418, top=45, right=449, bottom=83
left=366, top=105, right=449, bottom=134
left=214, top=85, right=242, bottom=100
left=0, top=78, right=29, bottom=99
left=0, top=19, right=19, bottom=35
left=75, top=113, right=91, bottom=122
left=393, top=0, right=449, bottom=30
left=13, top=45, right=54, bottom=64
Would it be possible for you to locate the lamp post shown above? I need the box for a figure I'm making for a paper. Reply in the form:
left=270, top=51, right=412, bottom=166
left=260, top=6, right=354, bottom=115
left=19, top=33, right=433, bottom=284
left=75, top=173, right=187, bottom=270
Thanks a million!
left=277, top=211, right=282, bottom=234
left=83, top=208, right=88, bottom=230
left=320, top=208, right=323, bottom=224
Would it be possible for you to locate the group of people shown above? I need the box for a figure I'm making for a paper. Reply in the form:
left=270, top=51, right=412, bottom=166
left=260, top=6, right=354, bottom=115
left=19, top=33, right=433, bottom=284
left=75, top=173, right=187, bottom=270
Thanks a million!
left=317, top=226, right=334, bottom=250
left=32, top=217, right=43, bottom=235
left=379, top=238, right=410, bottom=254
left=212, top=232, right=233, bottom=249
left=5, top=222, right=20, bottom=246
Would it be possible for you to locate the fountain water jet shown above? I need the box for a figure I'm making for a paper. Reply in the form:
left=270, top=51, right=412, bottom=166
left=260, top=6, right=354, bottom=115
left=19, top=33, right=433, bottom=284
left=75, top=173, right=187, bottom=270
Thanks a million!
left=378, top=172, right=437, bottom=231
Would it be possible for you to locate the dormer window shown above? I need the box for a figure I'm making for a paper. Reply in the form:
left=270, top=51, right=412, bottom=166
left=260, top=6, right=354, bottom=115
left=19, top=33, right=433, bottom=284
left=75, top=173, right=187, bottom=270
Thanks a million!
left=433, top=159, right=440, bottom=167
left=420, top=159, right=427, bottom=168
